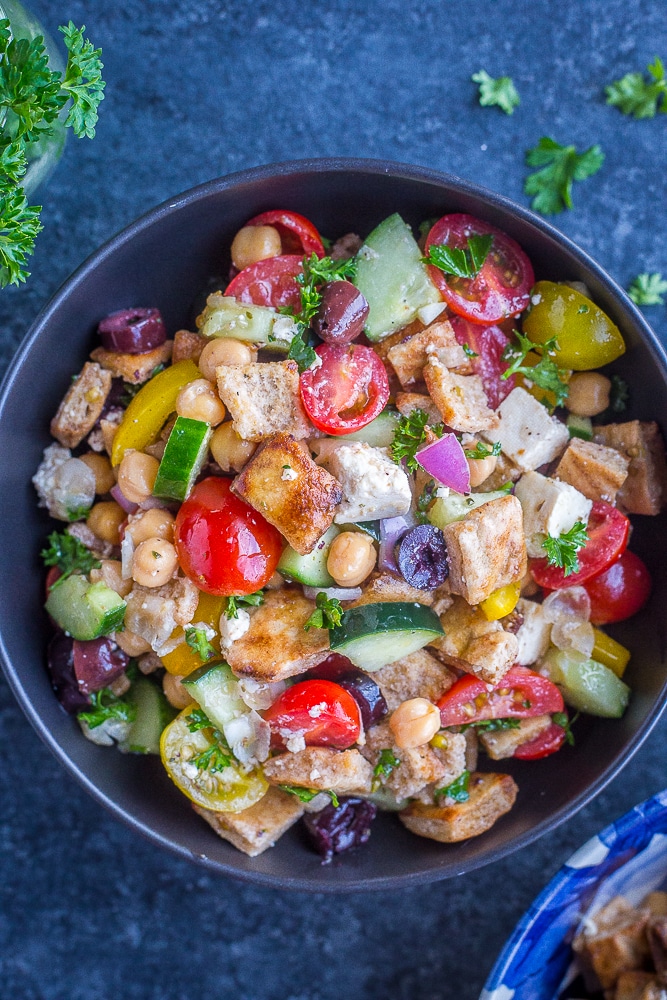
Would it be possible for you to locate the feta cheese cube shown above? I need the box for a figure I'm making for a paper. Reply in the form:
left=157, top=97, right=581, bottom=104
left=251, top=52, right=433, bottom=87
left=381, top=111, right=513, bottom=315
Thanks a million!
left=327, top=441, right=412, bottom=522
left=514, top=470, right=593, bottom=558
left=482, top=387, right=569, bottom=472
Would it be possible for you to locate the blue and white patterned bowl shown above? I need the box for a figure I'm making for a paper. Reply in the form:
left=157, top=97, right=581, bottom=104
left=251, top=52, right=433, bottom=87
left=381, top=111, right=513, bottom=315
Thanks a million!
left=482, top=791, right=667, bottom=1000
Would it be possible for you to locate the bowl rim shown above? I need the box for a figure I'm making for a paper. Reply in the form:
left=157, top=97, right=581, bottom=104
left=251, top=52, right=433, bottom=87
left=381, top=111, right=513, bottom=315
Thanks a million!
left=2, top=156, right=667, bottom=891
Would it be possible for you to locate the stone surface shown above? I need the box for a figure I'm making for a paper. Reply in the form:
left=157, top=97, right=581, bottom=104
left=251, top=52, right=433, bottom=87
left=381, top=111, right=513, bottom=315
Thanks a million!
left=1, top=1, right=666, bottom=998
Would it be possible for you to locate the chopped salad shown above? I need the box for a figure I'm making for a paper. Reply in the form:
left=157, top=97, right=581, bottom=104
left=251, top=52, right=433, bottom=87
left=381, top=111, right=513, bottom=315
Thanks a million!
left=34, top=206, right=666, bottom=862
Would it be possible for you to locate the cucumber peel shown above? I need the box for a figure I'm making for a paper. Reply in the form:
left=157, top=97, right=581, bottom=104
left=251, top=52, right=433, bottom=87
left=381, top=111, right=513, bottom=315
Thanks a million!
left=45, top=574, right=126, bottom=641
left=153, top=416, right=212, bottom=501
left=330, top=601, right=444, bottom=672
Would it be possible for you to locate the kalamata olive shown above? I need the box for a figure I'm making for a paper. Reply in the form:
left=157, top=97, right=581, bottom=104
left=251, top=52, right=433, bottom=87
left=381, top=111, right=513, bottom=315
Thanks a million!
left=47, top=631, right=90, bottom=713
left=98, top=308, right=166, bottom=354
left=73, top=637, right=130, bottom=695
left=314, top=281, right=369, bottom=344
left=310, top=654, right=388, bottom=728
left=396, top=524, right=449, bottom=590
left=302, top=797, right=377, bottom=862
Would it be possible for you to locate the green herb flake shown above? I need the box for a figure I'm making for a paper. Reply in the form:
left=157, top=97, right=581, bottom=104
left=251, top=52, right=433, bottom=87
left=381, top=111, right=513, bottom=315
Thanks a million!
left=434, top=769, right=470, bottom=804
left=287, top=330, right=317, bottom=373
left=524, top=137, right=604, bottom=215
left=605, top=57, right=667, bottom=119
left=77, top=687, right=136, bottom=730
left=41, top=530, right=100, bottom=587
left=464, top=440, right=501, bottom=460
left=460, top=717, right=521, bottom=733
left=553, top=710, right=579, bottom=746
left=185, top=708, right=233, bottom=772
left=184, top=626, right=217, bottom=663
left=416, top=479, right=438, bottom=523
left=371, top=748, right=401, bottom=791
left=502, top=330, right=569, bottom=408
left=462, top=342, right=478, bottom=358
left=304, top=591, right=343, bottom=631
left=541, top=521, right=589, bottom=576
left=225, top=591, right=264, bottom=620
left=472, top=69, right=520, bottom=115
left=279, top=785, right=339, bottom=807
left=423, top=233, right=493, bottom=280
left=628, top=272, right=667, bottom=306
left=390, top=408, right=444, bottom=471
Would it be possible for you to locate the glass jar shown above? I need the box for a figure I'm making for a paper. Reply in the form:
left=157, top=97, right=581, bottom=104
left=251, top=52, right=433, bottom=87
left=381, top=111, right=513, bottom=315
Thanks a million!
left=0, top=0, right=67, bottom=197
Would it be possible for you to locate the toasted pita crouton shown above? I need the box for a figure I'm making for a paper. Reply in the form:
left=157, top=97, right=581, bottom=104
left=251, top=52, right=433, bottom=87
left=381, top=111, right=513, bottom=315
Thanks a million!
left=430, top=594, right=519, bottom=684
left=441, top=495, right=526, bottom=607
left=387, top=320, right=471, bottom=388
left=349, top=570, right=436, bottom=608
left=424, top=357, right=499, bottom=433
left=232, top=433, right=342, bottom=554
left=372, top=648, right=457, bottom=710
left=555, top=437, right=630, bottom=504
left=395, top=391, right=443, bottom=425
left=193, top=786, right=304, bottom=856
left=573, top=896, right=650, bottom=990
left=124, top=577, right=199, bottom=655
left=478, top=714, right=553, bottom=760
left=615, top=971, right=660, bottom=1000
left=361, top=721, right=454, bottom=800
left=594, top=421, right=667, bottom=514
left=226, top=588, right=330, bottom=682
left=463, top=729, right=479, bottom=771
left=262, top=747, right=373, bottom=795
left=172, top=329, right=206, bottom=363
left=90, top=341, right=173, bottom=384
left=216, top=359, right=312, bottom=442
left=400, top=772, right=518, bottom=843
left=50, top=362, right=112, bottom=448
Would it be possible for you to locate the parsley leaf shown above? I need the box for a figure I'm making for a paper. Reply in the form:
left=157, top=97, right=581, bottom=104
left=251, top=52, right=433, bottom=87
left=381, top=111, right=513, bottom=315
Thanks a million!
left=472, top=69, right=520, bottom=115
left=459, top=718, right=521, bottom=733
left=390, top=408, right=443, bottom=471
left=461, top=342, right=478, bottom=358
left=552, top=710, right=578, bottom=746
left=423, top=233, right=493, bottom=279
left=279, top=785, right=339, bottom=807
left=464, top=440, right=501, bottom=460
left=0, top=183, right=41, bottom=286
left=58, top=23, right=105, bottom=139
left=524, top=137, right=604, bottom=215
left=542, top=521, right=589, bottom=576
left=605, top=57, right=667, bottom=119
left=416, top=479, right=438, bottom=524
left=283, top=253, right=357, bottom=372
left=628, top=272, right=667, bottom=306
left=78, top=687, right=136, bottom=730
left=41, top=530, right=100, bottom=587
left=502, top=330, right=570, bottom=408
left=434, top=770, right=470, bottom=804
left=185, top=708, right=233, bottom=772
left=184, top=626, right=217, bottom=663
left=304, top=592, right=343, bottom=631
left=371, top=748, right=401, bottom=791
left=225, top=591, right=264, bottom=619
left=287, top=330, right=317, bottom=373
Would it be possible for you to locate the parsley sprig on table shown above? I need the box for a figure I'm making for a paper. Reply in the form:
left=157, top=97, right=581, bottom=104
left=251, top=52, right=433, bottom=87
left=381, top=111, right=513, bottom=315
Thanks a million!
left=502, top=330, right=570, bottom=408
left=628, top=272, right=667, bottom=306
left=285, top=253, right=357, bottom=372
left=524, top=137, right=604, bottom=215
left=472, top=70, right=520, bottom=115
left=304, top=592, right=343, bottom=631
left=605, top=57, right=667, bottom=119
left=542, top=522, right=589, bottom=576
left=423, top=233, right=493, bottom=279
left=41, top=530, right=100, bottom=587
left=0, top=21, right=104, bottom=286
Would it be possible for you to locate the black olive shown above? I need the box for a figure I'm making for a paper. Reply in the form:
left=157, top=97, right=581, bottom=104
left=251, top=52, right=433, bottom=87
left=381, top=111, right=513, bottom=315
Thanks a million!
left=314, top=281, right=369, bottom=344
left=396, top=524, right=449, bottom=590
left=302, top=797, right=378, bottom=863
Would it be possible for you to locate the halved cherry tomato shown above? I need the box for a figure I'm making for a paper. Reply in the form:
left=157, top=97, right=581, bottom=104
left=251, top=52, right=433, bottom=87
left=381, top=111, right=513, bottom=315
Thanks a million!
left=174, top=477, right=282, bottom=596
left=513, top=721, right=566, bottom=760
left=299, top=343, right=390, bottom=435
left=262, top=679, right=362, bottom=750
left=450, top=315, right=516, bottom=409
left=425, top=214, right=534, bottom=325
left=530, top=501, right=630, bottom=591
left=224, top=254, right=303, bottom=311
left=584, top=549, right=652, bottom=625
left=245, top=210, right=325, bottom=258
left=437, top=666, right=564, bottom=727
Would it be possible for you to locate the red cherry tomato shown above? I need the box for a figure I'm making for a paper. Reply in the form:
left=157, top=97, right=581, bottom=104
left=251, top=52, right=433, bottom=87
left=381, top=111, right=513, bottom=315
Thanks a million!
left=531, top=501, right=630, bottom=591
left=437, top=666, right=564, bottom=727
left=245, top=210, right=325, bottom=258
left=584, top=549, right=652, bottom=625
left=262, top=679, right=362, bottom=750
left=174, top=477, right=282, bottom=596
left=450, top=315, right=516, bottom=409
left=513, top=721, right=567, bottom=760
left=224, top=254, right=303, bottom=311
left=299, top=343, right=390, bottom=435
left=425, top=214, right=534, bottom=325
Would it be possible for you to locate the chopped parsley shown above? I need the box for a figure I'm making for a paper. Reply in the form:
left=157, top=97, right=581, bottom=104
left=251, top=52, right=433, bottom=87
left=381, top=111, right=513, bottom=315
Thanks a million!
left=225, top=591, right=264, bottom=619
left=524, top=137, right=604, bottom=215
left=41, top=530, right=100, bottom=587
left=423, top=233, right=493, bottom=280
left=628, top=272, right=667, bottom=306
left=553, top=711, right=578, bottom=746
left=304, top=592, right=343, bottom=631
left=416, top=479, right=438, bottom=523
left=472, top=69, right=520, bottom=115
left=371, top=748, right=401, bottom=791
left=184, top=626, right=217, bottom=663
left=460, top=717, right=521, bottom=733
left=279, top=785, right=339, bottom=807
left=287, top=331, right=317, bottom=373
left=541, top=521, right=589, bottom=576
left=502, top=330, right=569, bottom=408
left=77, top=687, right=136, bottom=730
left=464, top=440, right=501, bottom=461
left=605, top=57, right=667, bottom=119
left=434, top=769, right=470, bottom=804
left=284, top=252, right=357, bottom=372
left=185, top=708, right=233, bottom=772
left=461, top=342, right=478, bottom=358
left=390, top=408, right=444, bottom=472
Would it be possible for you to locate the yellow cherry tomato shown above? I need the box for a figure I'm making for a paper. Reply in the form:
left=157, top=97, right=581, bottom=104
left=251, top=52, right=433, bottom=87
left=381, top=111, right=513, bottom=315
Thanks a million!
left=480, top=581, right=521, bottom=622
left=523, top=281, right=625, bottom=370
left=591, top=628, right=631, bottom=678
left=111, top=359, right=200, bottom=466
left=161, top=590, right=228, bottom=677
left=160, top=708, right=268, bottom=813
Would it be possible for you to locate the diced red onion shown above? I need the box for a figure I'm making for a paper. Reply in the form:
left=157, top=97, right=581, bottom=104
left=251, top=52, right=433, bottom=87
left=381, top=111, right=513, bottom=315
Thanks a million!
left=303, top=585, right=363, bottom=602
left=416, top=433, right=470, bottom=493
left=111, top=483, right=139, bottom=514
left=138, top=495, right=172, bottom=511
left=379, top=513, right=416, bottom=573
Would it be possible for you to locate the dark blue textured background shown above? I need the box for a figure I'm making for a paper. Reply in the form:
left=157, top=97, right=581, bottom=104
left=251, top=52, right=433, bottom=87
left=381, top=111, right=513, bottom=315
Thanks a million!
left=1, top=3, right=666, bottom=998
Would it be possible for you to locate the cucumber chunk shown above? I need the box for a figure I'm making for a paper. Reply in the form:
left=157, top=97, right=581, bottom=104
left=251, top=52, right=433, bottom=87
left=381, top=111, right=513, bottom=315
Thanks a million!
left=541, top=648, right=630, bottom=718
left=330, top=601, right=444, bottom=672
left=354, top=214, right=440, bottom=342
left=277, top=525, right=340, bottom=587
left=120, top=677, right=176, bottom=754
left=428, top=487, right=512, bottom=528
left=197, top=295, right=275, bottom=344
left=182, top=661, right=247, bottom=733
left=337, top=409, right=401, bottom=447
left=153, top=416, right=212, bottom=501
left=45, top=575, right=126, bottom=641
left=566, top=414, right=593, bottom=440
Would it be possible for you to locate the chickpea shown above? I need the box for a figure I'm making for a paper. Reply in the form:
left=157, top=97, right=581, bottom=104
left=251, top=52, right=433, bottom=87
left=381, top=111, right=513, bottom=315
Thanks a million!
left=210, top=422, right=257, bottom=472
left=163, top=672, right=193, bottom=710
left=326, top=531, right=377, bottom=587
left=231, top=224, right=282, bottom=270
left=467, top=454, right=498, bottom=489
left=125, top=508, right=175, bottom=545
left=132, top=537, right=179, bottom=588
left=86, top=501, right=125, bottom=545
left=176, top=378, right=226, bottom=426
left=117, top=450, right=160, bottom=504
left=389, top=698, right=441, bottom=749
left=114, top=630, right=152, bottom=657
left=565, top=372, right=612, bottom=417
left=198, top=338, right=256, bottom=380
left=79, top=452, right=115, bottom=494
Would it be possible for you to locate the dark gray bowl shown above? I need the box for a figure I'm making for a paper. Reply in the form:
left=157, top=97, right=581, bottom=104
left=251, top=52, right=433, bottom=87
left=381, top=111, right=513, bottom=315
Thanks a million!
left=2, top=158, right=666, bottom=891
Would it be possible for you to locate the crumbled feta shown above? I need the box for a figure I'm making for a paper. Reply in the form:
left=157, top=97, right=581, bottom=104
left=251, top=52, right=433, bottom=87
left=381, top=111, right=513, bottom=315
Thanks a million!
left=281, top=465, right=298, bottom=481
left=308, top=701, right=328, bottom=718
left=482, top=388, right=569, bottom=472
left=271, top=314, right=299, bottom=343
left=307, top=354, right=323, bottom=371
left=223, top=710, right=270, bottom=764
left=281, top=729, right=306, bottom=753
left=531, top=293, right=542, bottom=306
left=238, top=677, right=286, bottom=711
left=219, top=608, right=251, bottom=649
left=435, top=486, right=450, bottom=498
left=328, top=441, right=412, bottom=522
left=33, top=443, right=96, bottom=521
left=514, top=470, right=593, bottom=557
left=358, top=245, right=379, bottom=260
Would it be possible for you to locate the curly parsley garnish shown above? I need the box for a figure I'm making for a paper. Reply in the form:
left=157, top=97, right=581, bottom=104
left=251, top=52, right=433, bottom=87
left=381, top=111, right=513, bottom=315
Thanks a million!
left=225, top=591, right=264, bottom=619
left=279, top=785, right=339, bottom=807
left=41, top=530, right=100, bottom=587
left=472, top=70, right=520, bottom=115
left=434, top=770, right=470, bottom=804
left=541, top=521, right=589, bottom=576
left=185, top=708, right=233, bottom=772
left=284, top=253, right=357, bottom=372
left=423, top=233, right=493, bottom=280
left=78, top=687, right=136, bottom=730
left=184, top=626, right=217, bottom=663
left=464, top=440, right=501, bottom=461
left=605, top=57, right=667, bottom=119
left=502, top=330, right=570, bottom=408
left=628, top=272, right=667, bottom=306
left=390, top=408, right=444, bottom=472
left=304, top=592, right=343, bottom=631
left=524, top=137, right=604, bottom=215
